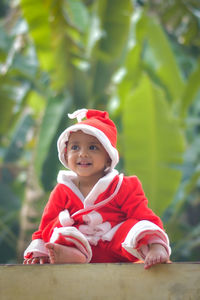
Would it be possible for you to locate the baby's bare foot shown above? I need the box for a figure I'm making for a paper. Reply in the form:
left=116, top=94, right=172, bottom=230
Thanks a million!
left=144, top=243, right=169, bottom=269
left=45, top=243, right=86, bottom=264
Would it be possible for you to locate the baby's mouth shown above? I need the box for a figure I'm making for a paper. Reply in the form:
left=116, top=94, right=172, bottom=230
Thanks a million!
left=77, top=161, right=92, bottom=166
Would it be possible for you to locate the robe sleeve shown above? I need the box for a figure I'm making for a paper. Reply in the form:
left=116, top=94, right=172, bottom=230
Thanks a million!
left=117, top=176, right=171, bottom=260
left=118, top=176, right=163, bottom=227
left=24, top=184, right=68, bottom=259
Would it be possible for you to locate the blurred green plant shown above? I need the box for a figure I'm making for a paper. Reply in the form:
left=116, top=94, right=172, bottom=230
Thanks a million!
left=0, top=0, right=200, bottom=263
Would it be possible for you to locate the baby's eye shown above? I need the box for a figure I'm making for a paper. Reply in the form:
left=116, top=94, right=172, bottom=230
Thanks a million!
left=71, top=145, right=79, bottom=150
left=89, top=145, right=98, bottom=150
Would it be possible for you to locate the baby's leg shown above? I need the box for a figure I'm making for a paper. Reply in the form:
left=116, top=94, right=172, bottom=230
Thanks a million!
left=144, top=243, right=169, bottom=269
left=45, top=243, right=86, bottom=264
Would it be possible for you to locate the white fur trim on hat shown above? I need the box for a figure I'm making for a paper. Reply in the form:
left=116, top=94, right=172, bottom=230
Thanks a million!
left=57, top=123, right=119, bottom=170
left=68, top=109, right=88, bottom=122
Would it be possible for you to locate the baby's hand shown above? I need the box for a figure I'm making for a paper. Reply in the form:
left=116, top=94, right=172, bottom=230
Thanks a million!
left=23, top=256, right=50, bottom=264
left=144, top=243, right=169, bottom=270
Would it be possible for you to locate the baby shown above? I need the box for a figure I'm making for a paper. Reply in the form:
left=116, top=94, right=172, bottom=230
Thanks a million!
left=24, top=109, right=170, bottom=269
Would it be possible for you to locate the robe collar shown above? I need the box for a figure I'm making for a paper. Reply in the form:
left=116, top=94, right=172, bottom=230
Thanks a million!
left=57, top=169, right=119, bottom=207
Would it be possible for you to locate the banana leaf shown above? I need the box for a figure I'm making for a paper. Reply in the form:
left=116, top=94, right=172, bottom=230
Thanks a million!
left=34, top=93, right=73, bottom=188
left=122, top=74, right=185, bottom=215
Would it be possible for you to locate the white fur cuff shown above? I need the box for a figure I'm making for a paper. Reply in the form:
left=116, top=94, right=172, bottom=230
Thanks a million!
left=122, top=220, right=171, bottom=260
left=50, top=227, right=92, bottom=263
left=24, top=239, right=48, bottom=259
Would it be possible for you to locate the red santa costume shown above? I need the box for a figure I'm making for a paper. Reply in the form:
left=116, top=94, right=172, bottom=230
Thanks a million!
left=24, top=109, right=171, bottom=263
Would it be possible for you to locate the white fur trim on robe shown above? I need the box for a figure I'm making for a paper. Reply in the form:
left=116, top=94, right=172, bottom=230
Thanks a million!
left=82, top=211, right=103, bottom=226
left=57, top=169, right=119, bottom=207
left=50, top=227, right=92, bottom=263
left=79, top=211, right=111, bottom=246
left=79, top=222, right=112, bottom=245
left=78, top=211, right=122, bottom=246
left=24, top=239, right=48, bottom=258
left=59, top=209, right=74, bottom=226
left=122, top=220, right=171, bottom=260
left=102, top=222, right=124, bottom=242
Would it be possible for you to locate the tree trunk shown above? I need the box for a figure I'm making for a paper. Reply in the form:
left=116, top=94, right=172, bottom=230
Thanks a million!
left=17, top=162, right=45, bottom=262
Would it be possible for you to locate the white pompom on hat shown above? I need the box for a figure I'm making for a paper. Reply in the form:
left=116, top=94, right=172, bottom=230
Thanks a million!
left=57, top=108, right=119, bottom=171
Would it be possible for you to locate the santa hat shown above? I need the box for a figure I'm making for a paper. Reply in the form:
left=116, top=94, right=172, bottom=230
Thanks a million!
left=57, top=108, right=119, bottom=171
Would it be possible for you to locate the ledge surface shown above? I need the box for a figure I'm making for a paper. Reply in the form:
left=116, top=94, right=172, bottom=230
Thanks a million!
left=0, top=263, right=200, bottom=300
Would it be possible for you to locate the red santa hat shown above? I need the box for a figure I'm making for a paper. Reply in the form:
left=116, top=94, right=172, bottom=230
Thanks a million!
left=57, top=108, right=119, bottom=171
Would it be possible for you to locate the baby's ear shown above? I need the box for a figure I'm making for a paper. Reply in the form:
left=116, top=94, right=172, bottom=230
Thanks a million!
left=106, top=157, right=112, bottom=167
left=104, top=159, right=111, bottom=172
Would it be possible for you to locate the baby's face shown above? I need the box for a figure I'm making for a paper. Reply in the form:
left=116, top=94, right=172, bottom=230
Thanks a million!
left=65, top=130, right=111, bottom=179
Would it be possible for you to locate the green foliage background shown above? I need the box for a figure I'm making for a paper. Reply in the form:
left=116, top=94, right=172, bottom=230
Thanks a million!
left=0, top=0, right=200, bottom=263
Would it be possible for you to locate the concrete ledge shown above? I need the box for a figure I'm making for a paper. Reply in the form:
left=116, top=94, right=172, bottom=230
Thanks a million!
left=0, top=263, right=200, bottom=300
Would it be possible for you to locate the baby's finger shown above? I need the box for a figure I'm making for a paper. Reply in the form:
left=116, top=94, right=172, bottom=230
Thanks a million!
left=31, top=257, right=40, bottom=264
left=144, top=261, right=151, bottom=269
left=153, top=255, right=161, bottom=265
left=160, top=253, right=168, bottom=263
left=144, top=257, right=152, bottom=269
left=26, top=258, right=33, bottom=264
left=40, top=257, right=50, bottom=264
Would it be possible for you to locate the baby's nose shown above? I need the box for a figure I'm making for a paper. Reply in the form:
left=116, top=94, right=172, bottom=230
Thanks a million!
left=79, top=148, right=88, bottom=157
